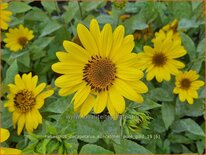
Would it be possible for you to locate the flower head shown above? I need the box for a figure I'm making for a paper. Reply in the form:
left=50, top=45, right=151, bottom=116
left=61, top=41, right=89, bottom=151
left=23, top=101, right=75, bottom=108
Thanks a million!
left=52, top=19, right=148, bottom=119
left=173, top=70, right=204, bottom=104
left=152, top=19, right=180, bottom=43
left=4, top=25, right=34, bottom=52
left=0, top=1, right=12, bottom=30
left=137, top=30, right=187, bottom=82
left=0, top=128, right=21, bottom=154
left=5, top=73, right=54, bottom=135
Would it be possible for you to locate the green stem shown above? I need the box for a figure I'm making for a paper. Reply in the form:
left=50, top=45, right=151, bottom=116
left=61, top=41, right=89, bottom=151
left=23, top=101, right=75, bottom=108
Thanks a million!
left=78, top=1, right=83, bottom=20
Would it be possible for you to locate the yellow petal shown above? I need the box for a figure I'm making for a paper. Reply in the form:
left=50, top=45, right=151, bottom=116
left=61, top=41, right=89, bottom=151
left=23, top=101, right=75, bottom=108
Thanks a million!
left=109, top=86, right=125, bottom=114
left=77, top=23, right=98, bottom=55
left=93, top=91, right=108, bottom=114
left=17, top=114, right=25, bottom=135
left=107, top=97, right=119, bottom=120
left=73, top=85, right=91, bottom=109
left=0, top=147, right=21, bottom=154
left=55, top=74, right=83, bottom=87
left=14, top=74, right=25, bottom=90
left=80, top=95, right=95, bottom=117
left=0, top=128, right=10, bottom=143
left=12, top=111, right=21, bottom=129
left=32, top=83, right=46, bottom=96
left=114, top=79, right=143, bottom=103
left=90, top=19, right=101, bottom=54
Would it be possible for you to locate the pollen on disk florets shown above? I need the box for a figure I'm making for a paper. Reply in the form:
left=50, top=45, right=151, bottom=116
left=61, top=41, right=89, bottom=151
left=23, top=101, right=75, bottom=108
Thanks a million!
left=14, top=89, right=35, bottom=113
left=83, top=55, right=117, bottom=92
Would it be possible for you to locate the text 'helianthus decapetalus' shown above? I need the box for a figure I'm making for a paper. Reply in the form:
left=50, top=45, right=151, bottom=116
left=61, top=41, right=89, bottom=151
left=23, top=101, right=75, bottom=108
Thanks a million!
left=52, top=19, right=148, bottom=119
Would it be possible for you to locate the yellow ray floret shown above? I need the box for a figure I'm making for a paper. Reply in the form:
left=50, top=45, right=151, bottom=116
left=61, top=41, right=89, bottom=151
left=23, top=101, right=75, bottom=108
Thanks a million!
left=0, top=2, right=12, bottom=30
left=173, top=70, right=204, bottom=104
left=5, top=73, right=54, bottom=135
left=0, top=128, right=22, bottom=154
left=52, top=19, right=148, bottom=119
left=137, top=30, right=187, bottom=82
left=4, top=25, right=34, bottom=52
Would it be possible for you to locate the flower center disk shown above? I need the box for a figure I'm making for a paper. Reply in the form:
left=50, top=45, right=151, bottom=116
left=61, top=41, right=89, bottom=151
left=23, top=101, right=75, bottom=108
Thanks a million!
left=18, top=37, right=28, bottom=46
left=180, top=78, right=191, bottom=90
left=14, top=89, right=36, bottom=113
left=83, top=55, right=116, bottom=92
left=152, top=52, right=167, bottom=66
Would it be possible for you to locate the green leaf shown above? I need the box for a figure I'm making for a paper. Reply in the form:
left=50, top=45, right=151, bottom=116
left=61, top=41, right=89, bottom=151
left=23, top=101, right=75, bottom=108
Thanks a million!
left=139, top=98, right=162, bottom=110
left=76, top=115, right=103, bottom=143
left=168, top=134, right=192, bottom=144
left=171, top=118, right=204, bottom=136
left=8, top=2, right=32, bottom=14
left=41, top=0, right=58, bottom=14
left=170, top=2, right=192, bottom=19
left=114, top=139, right=152, bottom=154
left=196, top=38, right=205, bottom=54
left=4, top=60, right=18, bottom=84
left=149, top=88, right=174, bottom=102
left=180, top=32, right=196, bottom=60
left=17, top=52, right=30, bottom=68
left=1, top=102, right=13, bottom=128
left=196, top=140, right=204, bottom=154
left=161, top=102, right=175, bottom=129
left=40, top=20, right=62, bottom=37
left=101, top=118, right=121, bottom=144
left=25, top=8, right=49, bottom=21
left=63, top=2, right=79, bottom=24
left=178, top=19, right=199, bottom=30
left=82, top=1, right=105, bottom=12
left=175, top=98, right=204, bottom=117
left=80, top=144, right=113, bottom=154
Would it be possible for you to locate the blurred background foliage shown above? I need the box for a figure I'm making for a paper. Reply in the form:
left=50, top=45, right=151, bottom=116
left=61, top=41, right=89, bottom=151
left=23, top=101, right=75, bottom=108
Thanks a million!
left=1, top=0, right=205, bottom=154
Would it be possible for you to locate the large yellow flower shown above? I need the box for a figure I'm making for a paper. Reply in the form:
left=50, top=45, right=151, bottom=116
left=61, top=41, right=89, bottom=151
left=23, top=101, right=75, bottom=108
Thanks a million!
left=3, top=25, right=34, bottom=52
left=0, top=1, right=12, bottom=30
left=173, top=70, right=204, bottom=104
left=0, top=128, right=21, bottom=154
left=5, top=73, right=54, bottom=135
left=137, top=30, right=187, bottom=82
left=52, top=19, right=148, bottom=119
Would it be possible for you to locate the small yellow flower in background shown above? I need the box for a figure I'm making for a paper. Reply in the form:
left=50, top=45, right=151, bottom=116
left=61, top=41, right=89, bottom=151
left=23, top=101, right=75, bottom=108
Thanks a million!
left=133, top=24, right=153, bottom=42
left=0, top=128, right=21, bottom=154
left=152, top=19, right=180, bottom=43
left=0, top=1, right=12, bottom=30
left=52, top=19, right=148, bottom=119
left=5, top=73, right=54, bottom=135
left=4, top=25, right=34, bottom=52
left=137, top=30, right=187, bottom=82
left=173, top=70, right=204, bottom=104
left=113, top=0, right=127, bottom=9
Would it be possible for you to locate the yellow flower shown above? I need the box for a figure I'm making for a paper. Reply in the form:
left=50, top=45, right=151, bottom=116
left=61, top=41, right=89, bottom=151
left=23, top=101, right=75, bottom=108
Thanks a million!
left=4, top=25, right=34, bottom=52
left=5, top=73, right=54, bottom=135
left=0, top=1, right=12, bottom=30
left=0, top=128, right=21, bottom=154
left=152, top=19, right=180, bottom=43
left=137, top=30, right=187, bottom=82
left=52, top=19, right=148, bottom=119
left=173, top=70, right=204, bottom=104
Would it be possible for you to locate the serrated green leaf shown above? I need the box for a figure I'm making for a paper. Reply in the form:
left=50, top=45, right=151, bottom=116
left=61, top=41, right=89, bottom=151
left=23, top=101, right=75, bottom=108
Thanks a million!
left=9, top=2, right=32, bottom=14
left=4, top=60, right=18, bottom=84
left=80, top=144, right=113, bottom=154
left=149, top=88, right=174, bottom=102
left=41, top=0, right=58, bottom=14
left=180, top=32, right=196, bottom=60
left=139, top=98, right=162, bottom=110
left=162, top=102, right=175, bottom=129
left=114, top=139, right=152, bottom=154
left=40, top=20, right=62, bottom=37
left=171, top=118, right=204, bottom=136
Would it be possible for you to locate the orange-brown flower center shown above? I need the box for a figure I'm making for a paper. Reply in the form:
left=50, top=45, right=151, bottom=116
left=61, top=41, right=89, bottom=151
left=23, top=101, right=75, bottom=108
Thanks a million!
left=83, top=55, right=116, bottom=92
left=180, top=78, right=191, bottom=90
left=152, top=53, right=167, bottom=67
left=18, top=37, right=28, bottom=46
left=14, top=89, right=35, bottom=113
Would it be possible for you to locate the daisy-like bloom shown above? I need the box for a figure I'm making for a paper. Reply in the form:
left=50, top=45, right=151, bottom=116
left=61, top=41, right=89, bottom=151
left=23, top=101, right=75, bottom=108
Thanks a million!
left=5, top=73, right=54, bottom=135
left=52, top=19, right=148, bottom=119
left=152, top=19, right=180, bottom=43
left=0, top=1, right=12, bottom=30
left=137, top=30, right=187, bottom=82
left=0, top=128, right=21, bottom=154
left=173, top=70, right=204, bottom=104
left=3, top=25, right=34, bottom=52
